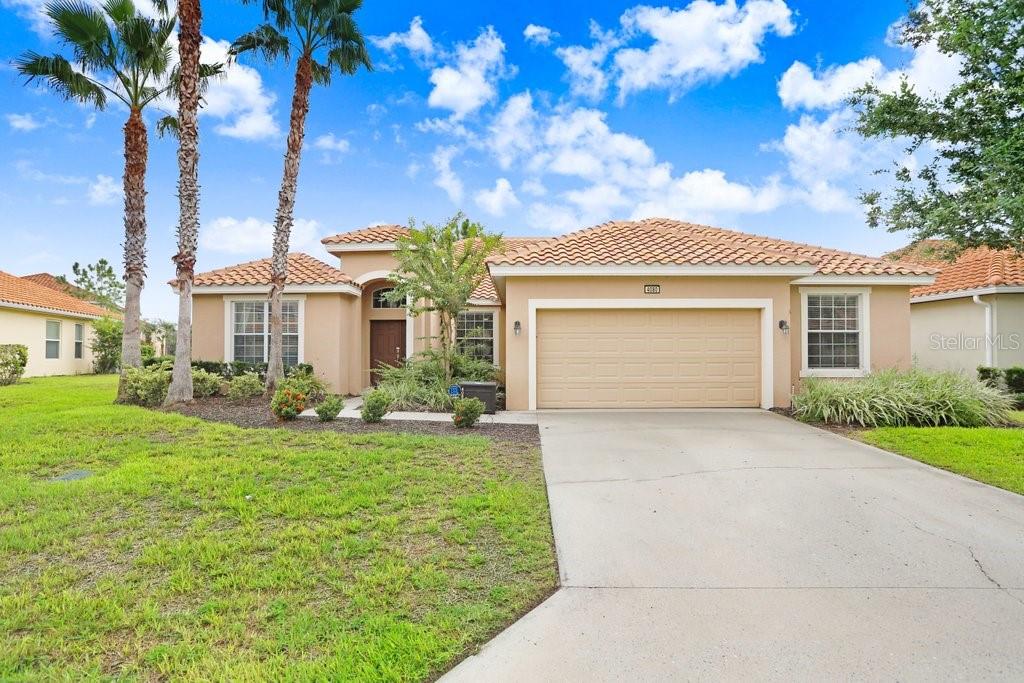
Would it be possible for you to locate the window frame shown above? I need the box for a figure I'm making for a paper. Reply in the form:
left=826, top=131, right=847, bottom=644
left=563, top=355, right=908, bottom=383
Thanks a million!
left=455, top=309, right=498, bottom=365
left=371, top=286, right=403, bottom=309
left=74, top=323, right=84, bottom=359
left=799, top=287, right=870, bottom=378
left=223, top=296, right=305, bottom=366
left=45, top=320, right=62, bottom=360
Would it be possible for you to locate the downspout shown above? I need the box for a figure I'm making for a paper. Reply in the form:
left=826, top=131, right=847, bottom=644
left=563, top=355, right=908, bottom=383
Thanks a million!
left=972, top=294, right=994, bottom=367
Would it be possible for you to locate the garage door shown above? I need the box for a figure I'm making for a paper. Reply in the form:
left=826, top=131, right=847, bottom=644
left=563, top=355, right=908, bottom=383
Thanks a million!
left=536, top=308, right=761, bottom=408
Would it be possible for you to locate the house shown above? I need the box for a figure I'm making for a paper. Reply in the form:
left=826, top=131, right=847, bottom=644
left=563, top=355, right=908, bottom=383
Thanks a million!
left=187, top=218, right=935, bottom=409
left=0, top=270, right=110, bottom=377
left=886, top=241, right=1024, bottom=371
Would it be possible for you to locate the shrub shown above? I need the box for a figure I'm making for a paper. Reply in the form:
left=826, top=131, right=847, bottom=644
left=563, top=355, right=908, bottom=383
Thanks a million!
left=227, top=372, right=264, bottom=401
left=144, top=354, right=174, bottom=368
left=141, top=343, right=155, bottom=363
left=192, top=360, right=229, bottom=377
left=452, top=397, right=485, bottom=428
left=231, top=360, right=268, bottom=380
left=315, top=394, right=344, bottom=421
left=278, top=368, right=327, bottom=402
left=91, top=316, right=123, bottom=373
left=0, top=344, right=29, bottom=386
left=288, top=363, right=314, bottom=377
left=121, top=365, right=171, bottom=406
left=793, top=368, right=1013, bottom=428
left=191, top=369, right=223, bottom=398
left=1003, top=366, right=1024, bottom=394
left=270, top=388, right=306, bottom=420
left=361, top=390, right=390, bottom=423
left=371, top=351, right=496, bottom=412
left=1013, top=393, right=1024, bottom=410
left=977, top=366, right=1005, bottom=390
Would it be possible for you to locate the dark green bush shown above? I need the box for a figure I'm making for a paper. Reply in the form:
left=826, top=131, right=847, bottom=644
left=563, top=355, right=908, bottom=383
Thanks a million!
left=0, top=344, right=29, bottom=385
left=361, top=390, right=390, bottom=423
left=227, top=372, right=264, bottom=401
left=452, top=397, right=484, bottom=428
left=977, top=366, right=1005, bottom=389
left=1003, top=367, right=1024, bottom=394
left=191, top=369, right=223, bottom=397
left=144, top=354, right=174, bottom=367
left=192, top=360, right=228, bottom=377
left=315, top=395, right=344, bottom=421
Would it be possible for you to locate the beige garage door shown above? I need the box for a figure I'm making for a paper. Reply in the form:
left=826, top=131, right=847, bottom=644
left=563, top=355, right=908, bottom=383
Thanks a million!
left=536, top=308, right=761, bottom=408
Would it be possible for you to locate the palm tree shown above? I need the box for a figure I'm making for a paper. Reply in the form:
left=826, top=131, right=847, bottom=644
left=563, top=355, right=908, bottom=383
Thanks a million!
left=231, top=0, right=372, bottom=390
left=18, top=0, right=178, bottom=402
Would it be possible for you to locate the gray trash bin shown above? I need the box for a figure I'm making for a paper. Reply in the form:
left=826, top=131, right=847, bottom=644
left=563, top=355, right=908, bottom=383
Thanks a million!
left=459, top=381, right=498, bottom=414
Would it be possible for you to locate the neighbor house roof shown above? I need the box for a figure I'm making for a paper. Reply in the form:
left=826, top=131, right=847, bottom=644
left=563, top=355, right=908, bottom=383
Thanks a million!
left=321, top=224, right=409, bottom=245
left=489, top=218, right=936, bottom=277
left=0, top=270, right=110, bottom=318
left=193, top=253, right=355, bottom=287
left=22, top=272, right=125, bottom=315
left=885, top=242, right=1024, bottom=299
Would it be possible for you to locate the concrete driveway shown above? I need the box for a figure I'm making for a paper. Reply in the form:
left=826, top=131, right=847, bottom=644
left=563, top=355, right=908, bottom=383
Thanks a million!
left=444, top=411, right=1024, bottom=681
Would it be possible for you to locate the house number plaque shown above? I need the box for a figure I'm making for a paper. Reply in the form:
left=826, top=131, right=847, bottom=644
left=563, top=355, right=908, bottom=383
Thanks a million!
left=643, top=284, right=661, bottom=294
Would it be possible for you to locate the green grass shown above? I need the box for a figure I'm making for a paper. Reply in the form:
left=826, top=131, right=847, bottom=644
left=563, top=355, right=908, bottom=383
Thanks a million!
left=0, top=375, right=556, bottom=680
left=1011, top=410, right=1024, bottom=425
left=859, top=425, right=1024, bottom=496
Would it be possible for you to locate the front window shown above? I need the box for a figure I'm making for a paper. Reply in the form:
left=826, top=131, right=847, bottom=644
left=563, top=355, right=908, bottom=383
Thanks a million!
left=806, top=293, right=861, bottom=370
left=231, top=300, right=300, bottom=366
left=74, top=324, right=84, bottom=359
left=372, top=287, right=403, bottom=309
left=45, top=320, right=61, bottom=359
left=456, top=311, right=495, bottom=363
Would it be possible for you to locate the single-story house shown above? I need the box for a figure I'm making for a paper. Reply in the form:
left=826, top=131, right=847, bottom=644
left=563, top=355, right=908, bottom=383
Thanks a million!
left=0, top=270, right=110, bottom=377
left=886, top=241, right=1024, bottom=371
left=187, top=218, right=935, bottom=410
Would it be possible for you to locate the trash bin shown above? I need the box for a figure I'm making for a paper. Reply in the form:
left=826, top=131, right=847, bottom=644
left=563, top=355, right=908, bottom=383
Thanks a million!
left=459, top=381, right=498, bottom=414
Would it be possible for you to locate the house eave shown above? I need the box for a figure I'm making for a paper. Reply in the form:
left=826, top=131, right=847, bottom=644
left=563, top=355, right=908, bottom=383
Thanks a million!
left=791, top=274, right=936, bottom=286
left=487, top=264, right=819, bottom=278
left=189, top=283, right=362, bottom=296
left=0, top=300, right=105, bottom=320
left=910, top=285, right=1024, bottom=303
left=322, top=241, right=398, bottom=253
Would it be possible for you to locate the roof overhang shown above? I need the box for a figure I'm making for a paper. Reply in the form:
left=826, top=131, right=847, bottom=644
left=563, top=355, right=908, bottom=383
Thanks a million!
left=791, top=274, right=936, bottom=286
left=468, top=297, right=501, bottom=307
left=488, top=263, right=819, bottom=278
left=911, top=285, right=1024, bottom=303
left=0, top=300, right=105, bottom=320
left=323, top=241, right=398, bottom=253
left=188, top=283, right=362, bottom=296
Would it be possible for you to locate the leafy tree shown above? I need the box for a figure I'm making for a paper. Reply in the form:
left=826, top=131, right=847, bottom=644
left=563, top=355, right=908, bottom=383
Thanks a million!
left=230, top=0, right=372, bottom=391
left=16, top=0, right=220, bottom=402
left=91, top=316, right=124, bottom=373
left=387, top=215, right=503, bottom=384
left=852, top=0, right=1024, bottom=252
left=59, top=259, right=125, bottom=310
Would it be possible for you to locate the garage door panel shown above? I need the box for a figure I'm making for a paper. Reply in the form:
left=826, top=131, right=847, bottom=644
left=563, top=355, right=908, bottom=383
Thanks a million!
left=536, top=308, right=761, bottom=408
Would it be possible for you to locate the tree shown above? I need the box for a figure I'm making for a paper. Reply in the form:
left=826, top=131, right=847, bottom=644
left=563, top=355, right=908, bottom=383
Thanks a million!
left=16, top=0, right=218, bottom=402
left=387, top=215, right=503, bottom=384
left=59, top=259, right=125, bottom=310
left=91, top=316, right=124, bottom=373
left=852, top=0, right=1024, bottom=252
left=230, top=0, right=372, bottom=390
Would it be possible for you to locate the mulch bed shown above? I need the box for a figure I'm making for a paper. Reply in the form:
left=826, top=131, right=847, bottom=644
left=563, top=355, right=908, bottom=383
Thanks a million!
left=164, top=396, right=541, bottom=445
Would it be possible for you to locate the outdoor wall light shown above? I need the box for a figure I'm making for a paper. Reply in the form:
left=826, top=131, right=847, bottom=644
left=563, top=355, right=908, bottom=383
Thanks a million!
left=778, top=319, right=790, bottom=335
left=514, top=320, right=522, bottom=336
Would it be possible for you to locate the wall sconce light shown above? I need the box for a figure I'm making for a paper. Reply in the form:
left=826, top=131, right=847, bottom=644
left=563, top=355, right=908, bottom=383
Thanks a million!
left=513, top=320, right=522, bottom=336
left=778, top=319, right=790, bottom=335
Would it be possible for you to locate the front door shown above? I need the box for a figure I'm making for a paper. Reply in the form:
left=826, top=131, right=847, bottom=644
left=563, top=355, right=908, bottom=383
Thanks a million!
left=370, top=319, right=406, bottom=385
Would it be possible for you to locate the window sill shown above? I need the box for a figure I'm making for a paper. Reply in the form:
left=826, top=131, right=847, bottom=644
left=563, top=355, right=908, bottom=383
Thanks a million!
left=800, top=368, right=867, bottom=378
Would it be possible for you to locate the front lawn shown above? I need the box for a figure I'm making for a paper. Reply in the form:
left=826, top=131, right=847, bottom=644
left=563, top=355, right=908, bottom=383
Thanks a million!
left=859, top=425, right=1024, bottom=496
left=0, top=375, right=555, bottom=680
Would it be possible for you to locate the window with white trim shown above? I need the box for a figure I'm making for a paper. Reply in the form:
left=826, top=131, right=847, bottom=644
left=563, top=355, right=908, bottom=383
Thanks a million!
left=74, top=323, right=84, bottom=359
left=45, top=320, right=61, bottom=359
left=231, top=300, right=300, bottom=366
left=371, top=287, right=402, bottom=309
left=805, top=294, right=861, bottom=370
left=456, top=311, right=495, bottom=363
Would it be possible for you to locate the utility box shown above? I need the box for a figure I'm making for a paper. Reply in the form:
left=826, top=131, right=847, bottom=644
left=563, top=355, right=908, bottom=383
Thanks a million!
left=459, top=381, right=498, bottom=414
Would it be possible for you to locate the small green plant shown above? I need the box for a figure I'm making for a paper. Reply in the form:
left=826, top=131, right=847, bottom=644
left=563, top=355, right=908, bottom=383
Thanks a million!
left=144, top=354, right=174, bottom=367
left=279, top=368, right=327, bottom=402
left=270, top=388, right=306, bottom=420
left=315, top=394, right=344, bottom=421
left=1003, top=367, right=1024, bottom=394
left=0, top=344, right=29, bottom=385
left=191, top=369, right=223, bottom=398
left=227, top=372, right=264, bottom=401
left=121, top=365, right=171, bottom=406
left=452, top=397, right=485, bottom=428
left=91, top=316, right=123, bottom=373
left=361, top=390, right=390, bottom=423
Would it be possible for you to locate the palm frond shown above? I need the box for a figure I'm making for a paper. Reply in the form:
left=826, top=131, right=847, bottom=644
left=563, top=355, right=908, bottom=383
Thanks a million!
left=229, top=24, right=290, bottom=62
left=102, top=0, right=136, bottom=25
left=46, top=0, right=112, bottom=69
left=325, top=40, right=371, bottom=76
left=155, top=114, right=179, bottom=139
left=14, top=52, right=107, bottom=108
left=161, top=60, right=226, bottom=103
left=309, top=58, right=331, bottom=85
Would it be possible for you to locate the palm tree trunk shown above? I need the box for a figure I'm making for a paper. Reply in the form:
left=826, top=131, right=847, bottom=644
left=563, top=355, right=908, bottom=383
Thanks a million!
left=164, top=0, right=202, bottom=405
left=116, top=106, right=148, bottom=403
left=266, top=52, right=314, bottom=391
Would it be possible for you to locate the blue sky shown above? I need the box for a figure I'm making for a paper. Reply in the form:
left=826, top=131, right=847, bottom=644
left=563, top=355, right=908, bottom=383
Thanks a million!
left=0, top=0, right=960, bottom=319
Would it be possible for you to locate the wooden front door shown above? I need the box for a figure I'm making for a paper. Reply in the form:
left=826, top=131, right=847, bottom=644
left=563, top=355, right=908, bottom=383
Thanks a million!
left=370, top=320, right=406, bottom=385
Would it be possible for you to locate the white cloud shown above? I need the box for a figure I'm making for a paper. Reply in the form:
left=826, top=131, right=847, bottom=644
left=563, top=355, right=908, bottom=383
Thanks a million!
left=614, top=0, right=795, bottom=102
left=488, top=92, right=539, bottom=169
left=200, top=216, right=323, bottom=255
left=555, top=21, right=620, bottom=101
left=520, top=178, right=547, bottom=197
left=16, top=160, right=86, bottom=185
left=6, top=113, right=42, bottom=131
left=523, top=24, right=557, bottom=46
left=312, top=133, right=350, bottom=164
left=474, top=178, right=521, bottom=216
left=632, top=169, right=786, bottom=219
left=84, top=112, right=97, bottom=129
left=431, top=145, right=464, bottom=203
left=371, top=16, right=436, bottom=62
left=88, top=174, right=121, bottom=205
left=427, top=26, right=512, bottom=120
left=767, top=112, right=859, bottom=211
left=200, top=37, right=280, bottom=140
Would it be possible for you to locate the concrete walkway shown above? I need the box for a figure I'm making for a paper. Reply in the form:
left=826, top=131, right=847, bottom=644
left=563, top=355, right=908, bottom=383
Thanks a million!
left=444, top=410, right=1024, bottom=681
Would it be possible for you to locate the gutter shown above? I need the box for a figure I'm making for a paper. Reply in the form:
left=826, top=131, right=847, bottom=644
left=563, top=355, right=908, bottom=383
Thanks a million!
left=972, top=294, right=994, bottom=366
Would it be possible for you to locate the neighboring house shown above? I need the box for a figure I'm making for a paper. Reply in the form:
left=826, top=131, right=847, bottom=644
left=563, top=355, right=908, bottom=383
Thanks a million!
left=0, top=270, right=109, bottom=377
left=185, top=218, right=934, bottom=410
left=886, top=241, right=1024, bottom=371
left=22, top=272, right=124, bottom=317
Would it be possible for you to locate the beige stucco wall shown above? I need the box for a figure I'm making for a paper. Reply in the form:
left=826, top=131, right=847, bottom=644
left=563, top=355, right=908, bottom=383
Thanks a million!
left=334, top=251, right=398, bottom=281
left=0, top=307, right=95, bottom=377
left=994, top=293, right=1024, bottom=368
left=908, top=296, right=988, bottom=371
left=501, top=276, right=795, bottom=410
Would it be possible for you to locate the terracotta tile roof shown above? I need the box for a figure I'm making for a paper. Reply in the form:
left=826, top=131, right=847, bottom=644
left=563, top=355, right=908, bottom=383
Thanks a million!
left=888, top=245, right=1024, bottom=298
left=488, top=218, right=936, bottom=276
left=193, top=253, right=354, bottom=286
left=883, top=240, right=958, bottom=269
left=22, top=272, right=125, bottom=316
left=321, top=224, right=409, bottom=245
left=0, top=270, right=110, bottom=318
left=470, top=237, right=553, bottom=303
